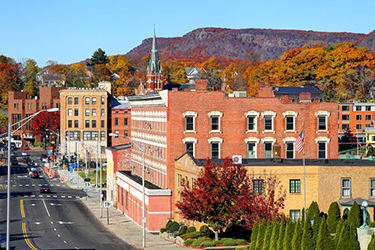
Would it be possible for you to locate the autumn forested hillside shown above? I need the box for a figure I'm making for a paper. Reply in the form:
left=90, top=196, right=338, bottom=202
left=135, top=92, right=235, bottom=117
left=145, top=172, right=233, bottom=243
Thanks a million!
left=126, top=27, right=371, bottom=63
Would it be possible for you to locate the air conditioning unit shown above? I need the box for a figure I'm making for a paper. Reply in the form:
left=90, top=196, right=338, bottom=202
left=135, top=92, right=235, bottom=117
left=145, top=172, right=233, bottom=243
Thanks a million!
left=232, top=155, right=242, bottom=164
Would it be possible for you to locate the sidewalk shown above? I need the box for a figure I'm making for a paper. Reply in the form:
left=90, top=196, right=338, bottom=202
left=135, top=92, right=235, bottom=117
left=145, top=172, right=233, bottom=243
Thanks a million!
left=58, top=169, right=190, bottom=250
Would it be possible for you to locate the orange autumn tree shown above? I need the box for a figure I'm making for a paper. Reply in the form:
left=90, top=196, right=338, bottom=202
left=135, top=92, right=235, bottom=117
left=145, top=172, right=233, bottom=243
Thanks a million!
left=246, top=43, right=375, bottom=101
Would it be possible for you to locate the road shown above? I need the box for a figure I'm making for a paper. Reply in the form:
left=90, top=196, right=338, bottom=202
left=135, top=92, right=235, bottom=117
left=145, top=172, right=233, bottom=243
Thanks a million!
left=0, top=150, right=135, bottom=250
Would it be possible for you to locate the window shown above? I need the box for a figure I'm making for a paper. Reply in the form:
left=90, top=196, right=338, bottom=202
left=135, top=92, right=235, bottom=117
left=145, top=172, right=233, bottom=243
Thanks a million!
left=356, top=106, right=362, bottom=111
left=114, top=130, right=119, bottom=138
left=177, top=174, right=182, bottom=187
left=342, top=115, right=349, bottom=121
left=211, top=142, right=219, bottom=159
left=192, top=178, right=196, bottom=187
left=356, top=124, right=362, bottom=130
left=101, top=146, right=105, bottom=154
left=68, top=108, right=72, bottom=116
left=74, top=97, right=78, bottom=105
left=211, top=116, right=219, bottom=131
left=101, top=120, right=105, bottom=128
left=253, top=179, right=264, bottom=194
left=115, top=118, right=119, bottom=126
left=318, top=142, right=326, bottom=159
left=85, top=108, right=90, bottom=116
left=92, top=109, right=97, bottom=117
left=92, top=120, right=96, bottom=128
left=285, top=116, right=294, bottom=131
left=264, top=116, right=273, bottom=131
left=290, top=179, right=300, bottom=193
left=370, top=179, right=375, bottom=197
left=124, top=118, right=128, bottom=126
left=85, top=120, right=90, bottom=128
left=83, top=131, right=98, bottom=140
left=101, top=96, right=105, bottom=105
left=85, top=97, right=90, bottom=105
left=318, top=116, right=327, bottom=130
left=68, top=120, right=72, bottom=128
left=366, top=115, right=372, bottom=121
left=101, top=109, right=105, bottom=116
left=185, top=142, right=194, bottom=155
left=124, top=130, right=128, bottom=136
left=290, top=210, right=301, bottom=222
left=74, top=120, right=78, bottom=128
left=247, top=142, right=256, bottom=158
left=74, top=108, right=79, bottom=116
left=247, top=116, right=256, bottom=131
left=342, top=178, right=351, bottom=198
left=68, top=97, right=72, bottom=105
left=366, top=106, right=372, bottom=111
left=342, top=124, right=349, bottom=131
left=66, top=131, right=80, bottom=140
left=286, top=142, right=294, bottom=159
left=356, top=115, right=362, bottom=121
left=101, top=131, right=105, bottom=141
left=264, top=142, right=272, bottom=158
left=185, top=116, right=194, bottom=131
left=92, top=97, right=97, bottom=105
left=342, top=106, right=349, bottom=111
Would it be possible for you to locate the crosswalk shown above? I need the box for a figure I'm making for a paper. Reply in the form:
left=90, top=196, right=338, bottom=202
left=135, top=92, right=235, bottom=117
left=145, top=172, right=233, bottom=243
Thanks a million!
left=0, top=194, right=84, bottom=199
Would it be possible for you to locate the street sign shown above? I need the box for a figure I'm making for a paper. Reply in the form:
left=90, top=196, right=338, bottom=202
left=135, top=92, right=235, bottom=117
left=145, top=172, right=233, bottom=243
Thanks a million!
left=104, top=201, right=111, bottom=208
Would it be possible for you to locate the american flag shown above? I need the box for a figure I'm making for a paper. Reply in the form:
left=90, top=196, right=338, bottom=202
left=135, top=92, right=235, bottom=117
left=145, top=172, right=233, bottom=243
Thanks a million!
left=295, top=130, right=304, bottom=153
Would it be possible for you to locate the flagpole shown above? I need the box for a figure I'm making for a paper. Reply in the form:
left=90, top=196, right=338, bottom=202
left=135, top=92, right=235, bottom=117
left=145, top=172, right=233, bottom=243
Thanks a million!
left=302, top=122, right=307, bottom=220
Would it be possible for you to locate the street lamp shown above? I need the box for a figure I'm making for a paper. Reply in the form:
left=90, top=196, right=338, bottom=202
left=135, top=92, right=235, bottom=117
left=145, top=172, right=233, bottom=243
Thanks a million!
left=5, top=107, right=58, bottom=250
left=109, top=133, right=146, bottom=248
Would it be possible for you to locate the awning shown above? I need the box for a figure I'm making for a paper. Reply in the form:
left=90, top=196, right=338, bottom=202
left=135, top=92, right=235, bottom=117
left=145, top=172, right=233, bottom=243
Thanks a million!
left=340, top=197, right=375, bottom=207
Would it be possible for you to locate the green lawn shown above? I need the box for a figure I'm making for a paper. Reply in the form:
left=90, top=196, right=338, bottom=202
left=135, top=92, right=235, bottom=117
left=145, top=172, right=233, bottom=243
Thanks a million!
left=78, top=169, right=107, bottom=185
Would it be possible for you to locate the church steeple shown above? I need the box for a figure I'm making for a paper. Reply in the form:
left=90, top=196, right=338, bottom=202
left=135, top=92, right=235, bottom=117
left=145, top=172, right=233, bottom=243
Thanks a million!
left=146, top=26, right=163, bottom=93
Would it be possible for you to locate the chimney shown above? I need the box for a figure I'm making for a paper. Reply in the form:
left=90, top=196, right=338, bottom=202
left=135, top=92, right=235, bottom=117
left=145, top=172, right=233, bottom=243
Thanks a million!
left=282, top=94, right=289, bottom=103
left=299, top=92, right=311, bottom=102
left=259, top=85, right=274, bottom=98
left=195, top=79, right=208, bottom=92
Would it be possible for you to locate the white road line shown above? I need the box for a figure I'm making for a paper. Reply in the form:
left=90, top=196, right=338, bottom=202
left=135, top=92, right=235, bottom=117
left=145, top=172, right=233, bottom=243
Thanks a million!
left=31, top=195, right=35, bottom=198
left=61, top=196, right=65, bottom=198
left=64, top=241, right=67, bottom=244
left=53, top=195, right=57, bottom=198
left=24, top=195, right=28, bottom=198
left=39, top=195, right=43, bottom=198
left=68, top=196, right=72, bottom=198
left=19, top=184, right=23, bottom=187
left=25, top=184, right=29, bottom=187
left=42, top=199, right=51, bottom=217
left=75, top=247, right=79, bottom=249
left=54, top=228, right=57, bottom=231
left=51, top=221, right=54, bottom=224
left=38, top=184, right=42, bottom=186
left=32, top=184, right=35, bottom=186
left=47, top=195, right=51, bottom=197
left=12, top=185, right=16, bottom=187
left=57, top=234, right=60, bottom=237
left=75, top=196, right=80, bottom=198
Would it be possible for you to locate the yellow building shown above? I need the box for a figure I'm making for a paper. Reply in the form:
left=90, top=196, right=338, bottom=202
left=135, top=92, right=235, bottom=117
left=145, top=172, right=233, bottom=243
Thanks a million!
left=59, top=82, right=111, bottom=160
left=174, top=153, right=375, bottom=224
left=365, top=127, right=375, bottom=144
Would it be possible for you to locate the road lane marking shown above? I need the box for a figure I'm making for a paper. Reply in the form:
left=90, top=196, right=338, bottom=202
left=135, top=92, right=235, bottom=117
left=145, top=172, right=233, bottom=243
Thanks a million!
left=32, top=184, right=35, bottom=186
left=57, top=234, right=60, bottom=237
left=22, top=222, right=39, bottom=250
left=20, top=200, right=25, bottom=218
left=57, top=221, right=74, bottom=225
left=75, top=247, right=79, bottom=249
left=53, top=195, right=57, bottom=197
left=39, top=195, right=43, bottom=198
left=54, top=228, right=57, bottom=231
left=42, top=199, right=51, bottom=217
left=31, top=195, right=35, bottom=197
left=61, top=196, right=65, bottom=198
left=25, top=184, right=29, bottom=186
left=68, top=196, right=72, bottom=198
left=35, top=222, right=41, bottom=225
left=47, top=195, right=51, bottom=197
left=64, top=240, right=67, bottom=244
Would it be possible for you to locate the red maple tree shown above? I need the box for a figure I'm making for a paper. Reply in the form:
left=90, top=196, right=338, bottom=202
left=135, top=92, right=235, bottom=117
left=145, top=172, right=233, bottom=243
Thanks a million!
left=176, top=159, right=285, bottom=239
left=30, top=111, right=60, bottom=146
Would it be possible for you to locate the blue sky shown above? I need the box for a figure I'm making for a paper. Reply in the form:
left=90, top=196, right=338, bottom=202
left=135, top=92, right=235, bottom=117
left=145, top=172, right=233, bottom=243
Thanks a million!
left=1, top=0, right=374, bottom=67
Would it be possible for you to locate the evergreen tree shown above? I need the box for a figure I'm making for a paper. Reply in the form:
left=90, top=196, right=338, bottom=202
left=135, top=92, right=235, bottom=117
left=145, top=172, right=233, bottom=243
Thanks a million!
left=301, top=221, right=314, bottom=250
left=87, top=48, right=110, bottom=66
left=337, top=221, right=360, bottom=250
left=306, top=201, right=320, bottom=222
left=291, top=221, right=303, bottom=250
left=327, top=202, right=341, bottom=233
left=333, top=219, right=343, bottom=249
left=311, top=216, right=321, bottom=246
left=262, top=221, right=274, bottom=250
left=348, top=202, right=361, bottom=228
left=250, top=222, right=259, bottom=250
left=255, top=219, right=266, bottom=250
left=316, top=217, right=332, bottom=250
left=283, top=219, right=294, bottom=250
left=276, top=215, right=286, bottom=250
left=368, top=233, right=375, bottom=250
left=269, top=220, right=280, bottom=250
left=301, top=208, right=305, bottom=222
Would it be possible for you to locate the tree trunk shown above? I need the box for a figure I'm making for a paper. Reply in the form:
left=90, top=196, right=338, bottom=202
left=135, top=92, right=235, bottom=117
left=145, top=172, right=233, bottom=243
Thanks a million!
left=215, top=230, right=219, bottom=241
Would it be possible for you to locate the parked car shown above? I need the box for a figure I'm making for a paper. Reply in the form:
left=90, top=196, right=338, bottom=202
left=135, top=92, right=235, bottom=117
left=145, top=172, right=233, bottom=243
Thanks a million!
left=40, top=184, right=51, bottom=193
left=30, top=171, right=39, bottom=178
left=20, top=145, right=30, bottom=150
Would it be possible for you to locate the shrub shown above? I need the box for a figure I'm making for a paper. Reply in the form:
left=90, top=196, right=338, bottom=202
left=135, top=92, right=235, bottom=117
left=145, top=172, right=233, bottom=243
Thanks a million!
left=307, top=201, right=320, bottom=222
left=187, top=226, right=196, bottom=233
left=235, top=239, right=248, bottom=245
left=184, top=239, right=194, bottom=246
left=167, top=221, right=179, bottom=233
left=160, top=228, right=167, bottom=233
left=223, top=239, right=237, bottom=246
left=165, top=219, right=173, bottom=229
left=174, top=225, right=188, bottom=237
left=34, top=142, right=43, bottom=147
left=200, top=225, right=214, bottom=238
left=337, top=221, right=360, bottom=250
left=370, top=221, right=375, bottom=227
left=181, top=231, right=202, bottom=240
left=191, top=237, right=210, bottom=247
left=348, top=201, right=361, bottom=228
left=200, top=240, right=215, bottom=247
left=327, top=202, right=341, bottom=233
left=237, top=247, right=249, bottom=250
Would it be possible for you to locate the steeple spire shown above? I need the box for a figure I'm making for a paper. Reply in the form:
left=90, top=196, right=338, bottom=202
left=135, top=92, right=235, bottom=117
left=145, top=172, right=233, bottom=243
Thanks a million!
left=148, top=25, right=161, bottom=74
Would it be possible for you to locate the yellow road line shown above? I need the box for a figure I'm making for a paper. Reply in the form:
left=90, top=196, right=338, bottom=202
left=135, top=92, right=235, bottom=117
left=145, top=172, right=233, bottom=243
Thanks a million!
left=22, top=222, right=38, bottom=250
left=20, top=199, right=25, bottom=218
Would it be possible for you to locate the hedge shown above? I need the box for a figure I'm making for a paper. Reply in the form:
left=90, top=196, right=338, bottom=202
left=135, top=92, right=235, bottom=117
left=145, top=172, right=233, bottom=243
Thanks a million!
left=184, top=239, right=194, bottom=246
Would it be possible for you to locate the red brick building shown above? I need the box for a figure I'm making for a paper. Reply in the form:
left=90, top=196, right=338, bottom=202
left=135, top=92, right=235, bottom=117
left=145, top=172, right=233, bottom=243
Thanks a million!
left=8, top=87, right=66, bottom=144
left=338, top=101, right=375, bottom=143
left=114, top=82, right=338, bottom=231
